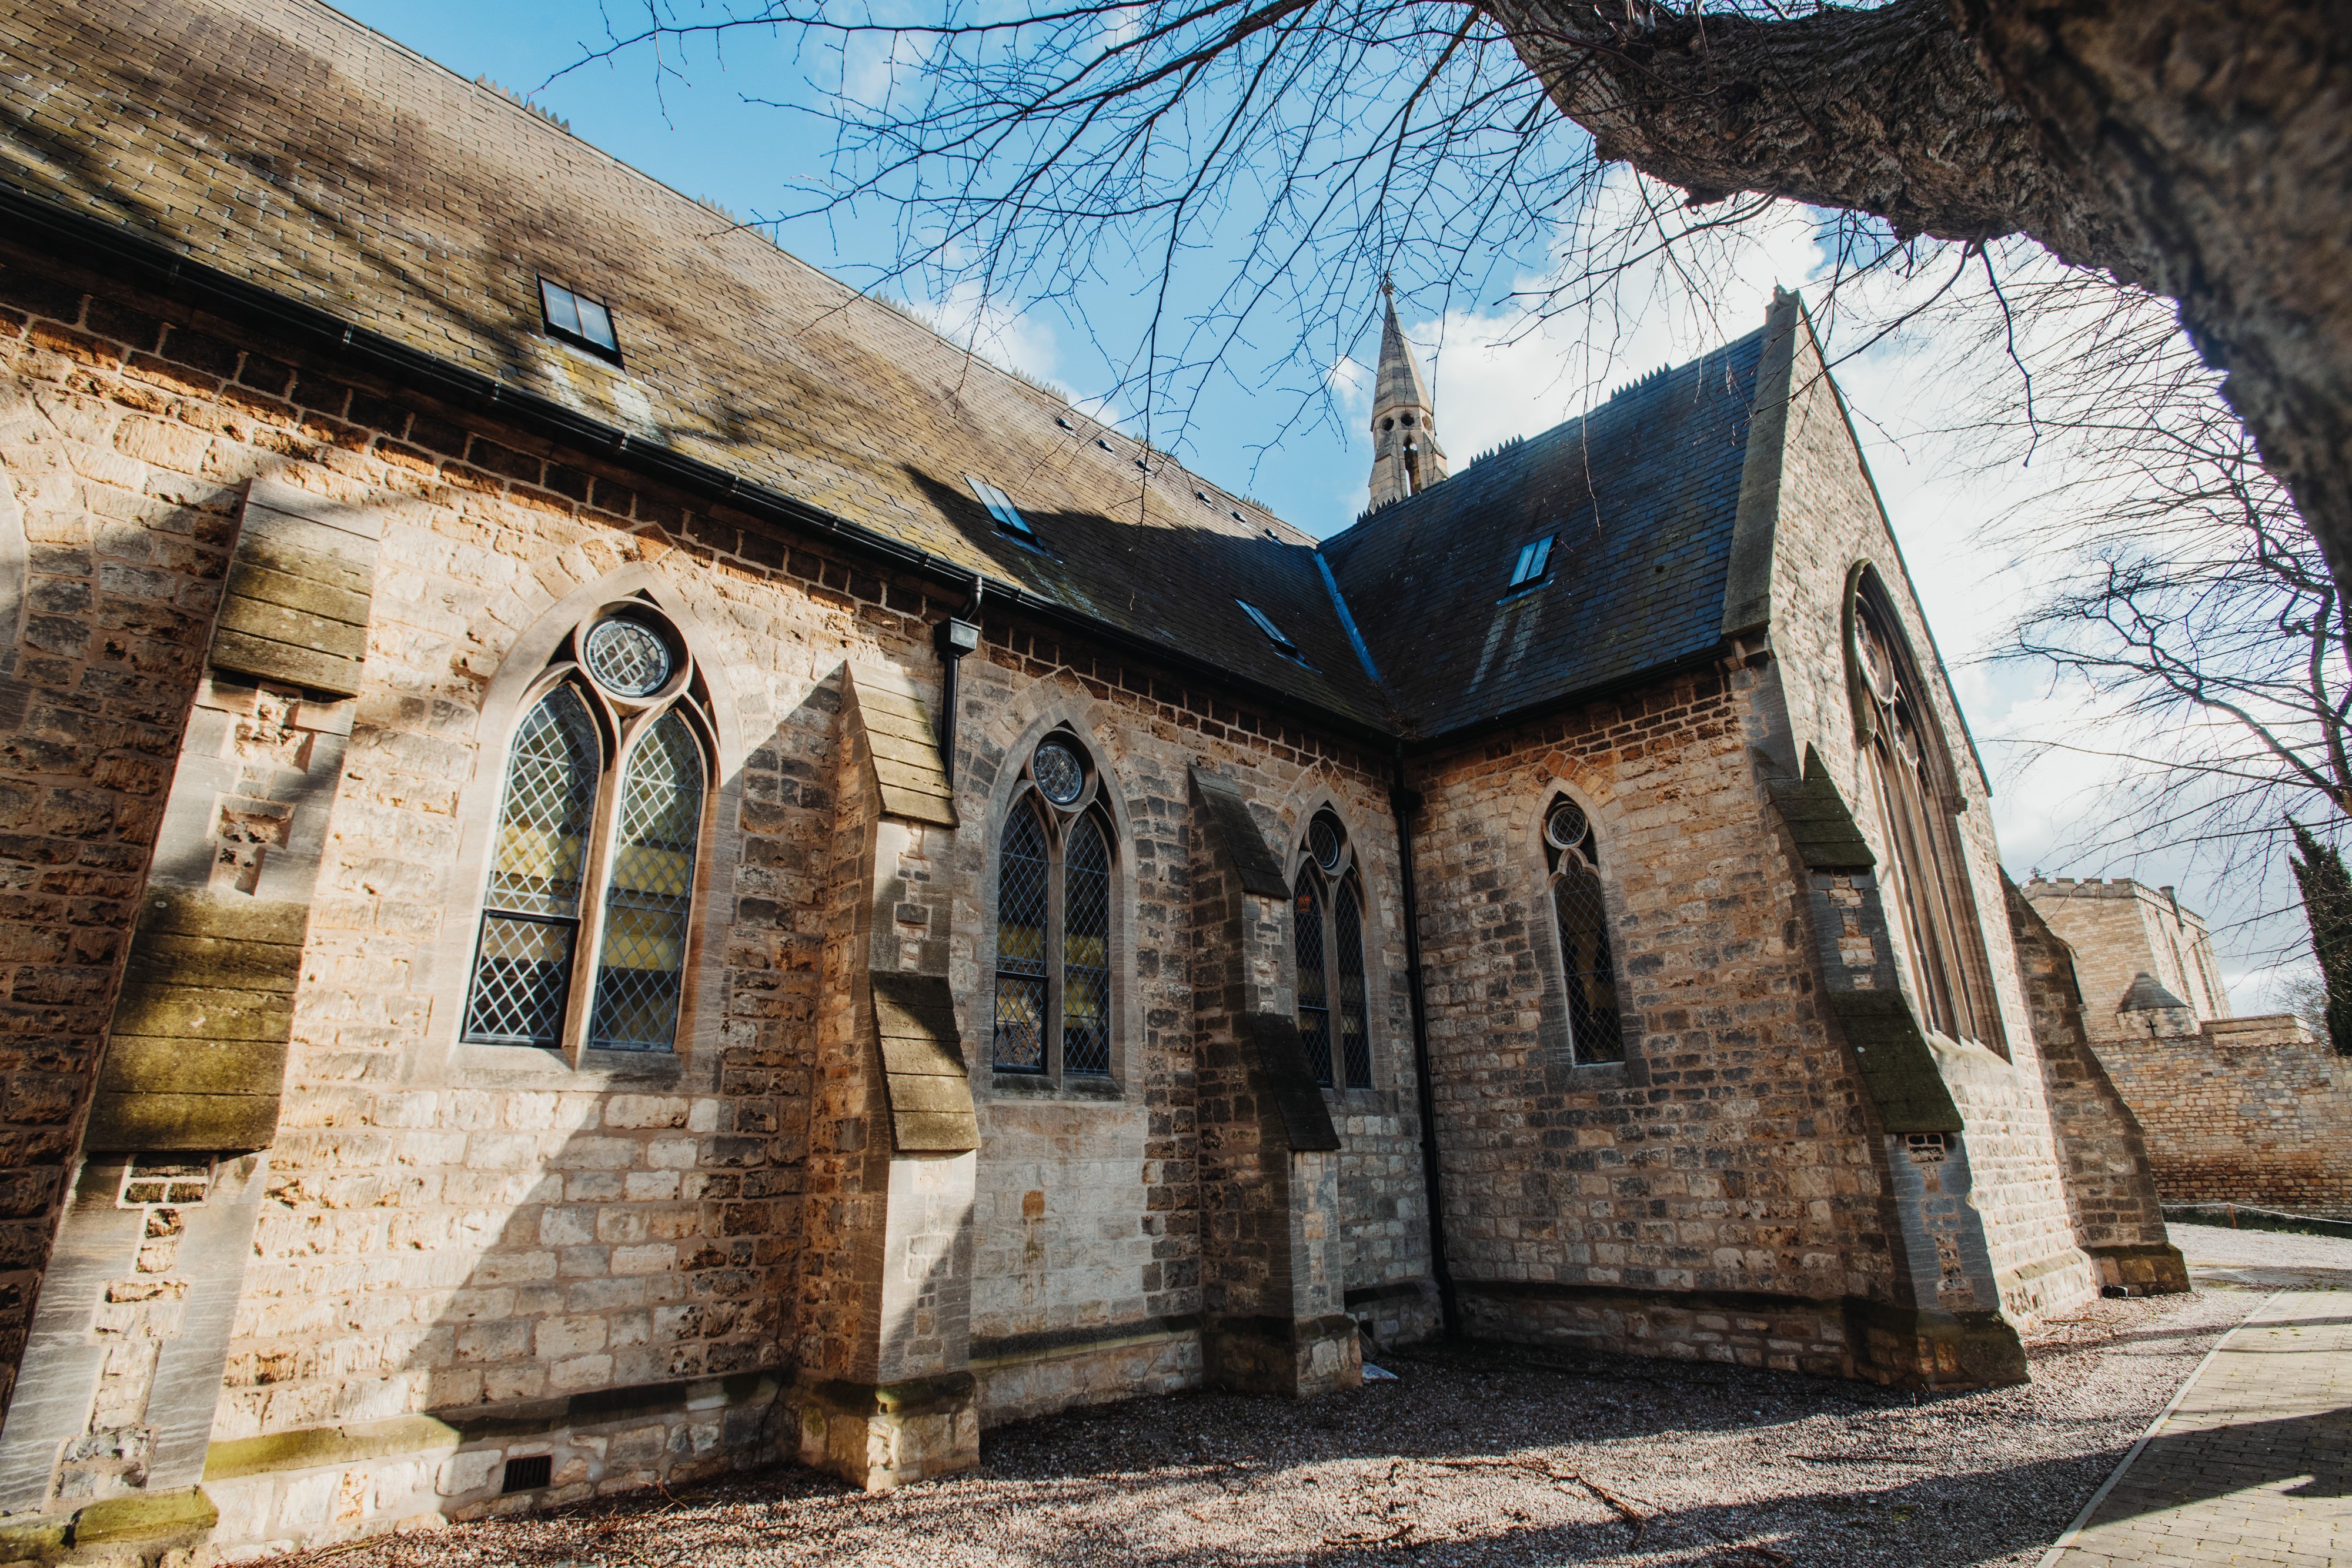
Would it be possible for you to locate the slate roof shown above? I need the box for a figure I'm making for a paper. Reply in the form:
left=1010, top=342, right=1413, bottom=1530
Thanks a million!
left=1322, top=333, right=1766, bottom=736
left=0, top=0, right=1392, bottom=725
left=0, top=0, right=1777, bottom=746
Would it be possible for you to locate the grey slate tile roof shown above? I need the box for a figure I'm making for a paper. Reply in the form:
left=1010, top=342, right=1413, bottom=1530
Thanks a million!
left=0, top=0, right=1771, bottom=744
left=1322, top=333, right=1765, bottom=737
left=0, top=0, right=1394, bottom=726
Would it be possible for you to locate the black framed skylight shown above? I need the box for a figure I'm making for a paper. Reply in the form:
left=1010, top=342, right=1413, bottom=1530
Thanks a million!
left=966, top=475, right=1036, bottom=539
left=539, top=276, right=620, bottom=360
left=1506, top=534, right=1555, bottom=593
left=1237, top=600, right=1305, bottom=661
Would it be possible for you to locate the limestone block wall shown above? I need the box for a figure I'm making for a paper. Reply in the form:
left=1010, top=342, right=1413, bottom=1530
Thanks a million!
left=2092, top=1017, right=2352, bottom=1217
left=948, top=633, right=1426, bottom=1415
left=1406, top=658, right=1895, bottom=1369
left=0, top=243, right=1438, bottom=1542
left=0, top=261, right=238, bottom=1419
left=2003, top=881, right=2181, bottom=1289
left=1752, top=310, right=2093, bottom=1327
left=2022, top=878, right=2232, bottom=1035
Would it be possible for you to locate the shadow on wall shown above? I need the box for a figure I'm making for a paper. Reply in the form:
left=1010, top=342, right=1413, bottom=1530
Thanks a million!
left=201, top=676, right=850, bottom=1545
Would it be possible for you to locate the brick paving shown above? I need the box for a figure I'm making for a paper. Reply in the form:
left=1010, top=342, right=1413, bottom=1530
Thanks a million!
left=2044, top=1289, right=2350, bottom=1567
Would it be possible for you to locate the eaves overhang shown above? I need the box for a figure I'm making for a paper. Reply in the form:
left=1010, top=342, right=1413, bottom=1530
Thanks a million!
left=0, top=182, right=1403, bottom=750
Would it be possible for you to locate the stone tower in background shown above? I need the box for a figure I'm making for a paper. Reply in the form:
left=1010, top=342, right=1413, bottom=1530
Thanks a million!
left=1367, top=286, right=1448, bottom=509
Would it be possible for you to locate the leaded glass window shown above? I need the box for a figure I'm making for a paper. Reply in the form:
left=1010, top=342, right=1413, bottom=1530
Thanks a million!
left=589, top=712, right=704, bottom=1049
left=463, top=606, right=711, bottom=1057
left=990, top=731, right=1118, bottom=1081
left=993, top=804, right=1050, bottom=1072
left=1544, top=796, right=1626, bottom=1065
left=1850, top=573, right=2003, bottom=1052
left=1293, top=808, right=1372, bottom=1091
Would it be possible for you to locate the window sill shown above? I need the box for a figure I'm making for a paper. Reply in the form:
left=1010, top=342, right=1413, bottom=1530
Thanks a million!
left=449, top=1042, right=684, bottom=1085
left=986, top=1071, right=1125, bottom=1103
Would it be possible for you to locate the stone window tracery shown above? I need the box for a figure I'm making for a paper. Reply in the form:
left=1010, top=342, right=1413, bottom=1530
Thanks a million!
left=1544, top=797, right=1626, bottom=1065
left=1847, top=569, right=2005, bottom=1052
left=992, top=731, right=1115, bottom=1078
left=463, top=603, right=711, bottom=1055
left=1293, top=808, right=1371, bottom=1090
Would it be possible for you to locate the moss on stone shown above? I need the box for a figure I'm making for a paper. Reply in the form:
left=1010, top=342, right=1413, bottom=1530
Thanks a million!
left=71, top=1487, right=218, bottom=1545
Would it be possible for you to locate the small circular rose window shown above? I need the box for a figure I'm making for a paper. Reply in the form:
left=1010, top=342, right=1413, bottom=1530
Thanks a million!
left=1308, top=813, right=1344, bottom=872
left=1032, top=738, right=1085, bottom=805
left=1545, top=800, right=1589, bottom=851
left=583, top=618, right=673, bottom=698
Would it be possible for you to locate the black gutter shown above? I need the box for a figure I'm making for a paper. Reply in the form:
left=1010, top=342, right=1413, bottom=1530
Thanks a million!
left=1389, top=749, right=1458, bottom=1338
left=0, top=183, right=1402, bottom=748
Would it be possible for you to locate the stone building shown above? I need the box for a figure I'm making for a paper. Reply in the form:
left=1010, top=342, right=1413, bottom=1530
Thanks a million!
left=0, top=0, right=2178, bottom=1557
left=2024, top=878, right=2351, bottom=1218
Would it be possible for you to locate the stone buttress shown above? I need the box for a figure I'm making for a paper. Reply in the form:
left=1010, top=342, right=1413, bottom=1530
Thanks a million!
left=0, top=479, right=379, bottom=1545
left=784, top=663, right=981, bottom=1490
left=1187, top=767, right=1359, bottom=1398
left=1765, top=746, right=2029, bottom=1388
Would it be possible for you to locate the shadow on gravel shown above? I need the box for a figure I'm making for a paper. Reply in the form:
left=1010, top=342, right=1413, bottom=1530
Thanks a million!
left=279, top=1321, right=2251, bottom=1568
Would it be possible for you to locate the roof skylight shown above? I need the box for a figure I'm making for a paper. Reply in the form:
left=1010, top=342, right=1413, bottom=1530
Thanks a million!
left=539, top=276, right=619, bottom=360
left=1237, top=600, right=1302, bottom=659
left=966, top=475, right=1035, bottom=539
left=1508, top=534, right=1555, bottom=591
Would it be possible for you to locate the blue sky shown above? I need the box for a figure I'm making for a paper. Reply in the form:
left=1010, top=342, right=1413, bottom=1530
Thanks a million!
left=336, top=1, right=2309, bottom=1005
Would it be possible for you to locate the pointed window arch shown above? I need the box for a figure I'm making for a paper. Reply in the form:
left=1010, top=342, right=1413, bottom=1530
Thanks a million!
left=991, top=731, right=1118, bottom=1079
left=1849, top=570, right=2006, bottom=1052
left=464, top=603, right=713, bottom=1055
left=1293, top=808, right=1372, bottom=1089
left=1544, top=796, right=1626, bottom=1066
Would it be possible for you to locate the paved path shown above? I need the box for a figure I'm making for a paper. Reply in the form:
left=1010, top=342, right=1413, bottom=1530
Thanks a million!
left=2043, top=1289, right=2350, bottom=1568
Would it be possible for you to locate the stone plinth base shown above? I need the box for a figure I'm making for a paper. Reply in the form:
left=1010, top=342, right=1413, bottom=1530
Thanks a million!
left=1345, top=1280, right=1444, bottom=1352
left=1846, top=1302, right=2028, bottom=1390
left=1202, top=1313, right=1361, bottom=1398
left=1458, top=1283, right=2032, bottom=1390
left=2086, top=1242, right=2191, bottom=1295
left=0, top=1486, right=218, bottom=1566
left=783, top=1373, right=978, bottom=1492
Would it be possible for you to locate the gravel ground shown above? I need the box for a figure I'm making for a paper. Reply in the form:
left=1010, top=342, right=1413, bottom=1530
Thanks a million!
left=280, top=1283, right=2270, bottom=1568
left=2170, top=1220, right=2352, bottom=1289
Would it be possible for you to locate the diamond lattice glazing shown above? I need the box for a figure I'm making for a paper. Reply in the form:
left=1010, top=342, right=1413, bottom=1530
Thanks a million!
left=1063, top=812, right=1112, bottom=1075
left=484, top=686, right=598, bottom=917
left=590, top=712, right=704, bottom=1050
left=1336, top=874, right=1371, bottom=1088
left=583, top=617, right=674, bottom=698
left=465, top=915, right=575, bottom=1045
left=1294, top=878, right=1332, bottom=1086
left=1553, top=855, right=1625, bottom=1064
left=994, top=804, right=1050, bottom=1070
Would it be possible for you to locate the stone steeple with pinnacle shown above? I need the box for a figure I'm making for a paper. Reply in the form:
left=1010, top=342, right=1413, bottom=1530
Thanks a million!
left=1366, top=282, right=1448, bottom=509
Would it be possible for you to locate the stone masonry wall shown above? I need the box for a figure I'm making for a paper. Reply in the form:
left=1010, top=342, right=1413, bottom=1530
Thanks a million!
left=2093, top=1017, right=2352, bottom=1218
left=1407, top=656, right=1896, bottom=1361
left=0, top=260, right=248, bottom=1420
left=0, top=243, right=1437, bottom=1540
left=950, top=627, right=1429, bottom=1401
left=2003, top=880, right=2181, bottom=1289
left=1755, top=316, right=2093, bottom=1327
left=2022, top=878, right=2233, bottom=1035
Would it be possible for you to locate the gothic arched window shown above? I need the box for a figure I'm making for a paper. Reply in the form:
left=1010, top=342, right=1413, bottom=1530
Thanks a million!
left=1544, top=796, right=1626, bottom=1065
left=992, top=732, right=1116, bottom=1078
left=1849, top=570, right=2003, bottom=1051
left=465, top=604, right=713, bottom=1054
left=1293, top=808, right=1371, bottom=1090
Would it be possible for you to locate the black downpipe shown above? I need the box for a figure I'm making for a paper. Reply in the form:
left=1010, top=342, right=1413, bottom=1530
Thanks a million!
left=933, top=578, right=984, bottom=786
left=1390, top=748, right=1459, bottom=1338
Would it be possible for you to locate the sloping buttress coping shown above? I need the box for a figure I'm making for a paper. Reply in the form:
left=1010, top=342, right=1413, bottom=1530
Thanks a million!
left=871, top=970, right=980, bottom=1152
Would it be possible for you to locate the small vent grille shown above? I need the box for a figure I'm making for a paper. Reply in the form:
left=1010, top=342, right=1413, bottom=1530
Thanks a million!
left=502, top=1455, right=553, bottom=1494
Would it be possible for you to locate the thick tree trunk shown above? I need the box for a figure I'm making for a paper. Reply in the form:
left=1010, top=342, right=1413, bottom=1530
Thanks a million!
left=1482, top=0, right=2352, bottom=593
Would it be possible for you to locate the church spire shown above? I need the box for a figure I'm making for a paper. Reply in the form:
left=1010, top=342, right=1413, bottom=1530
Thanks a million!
left=1367, top=280, right=1447, bottom=509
